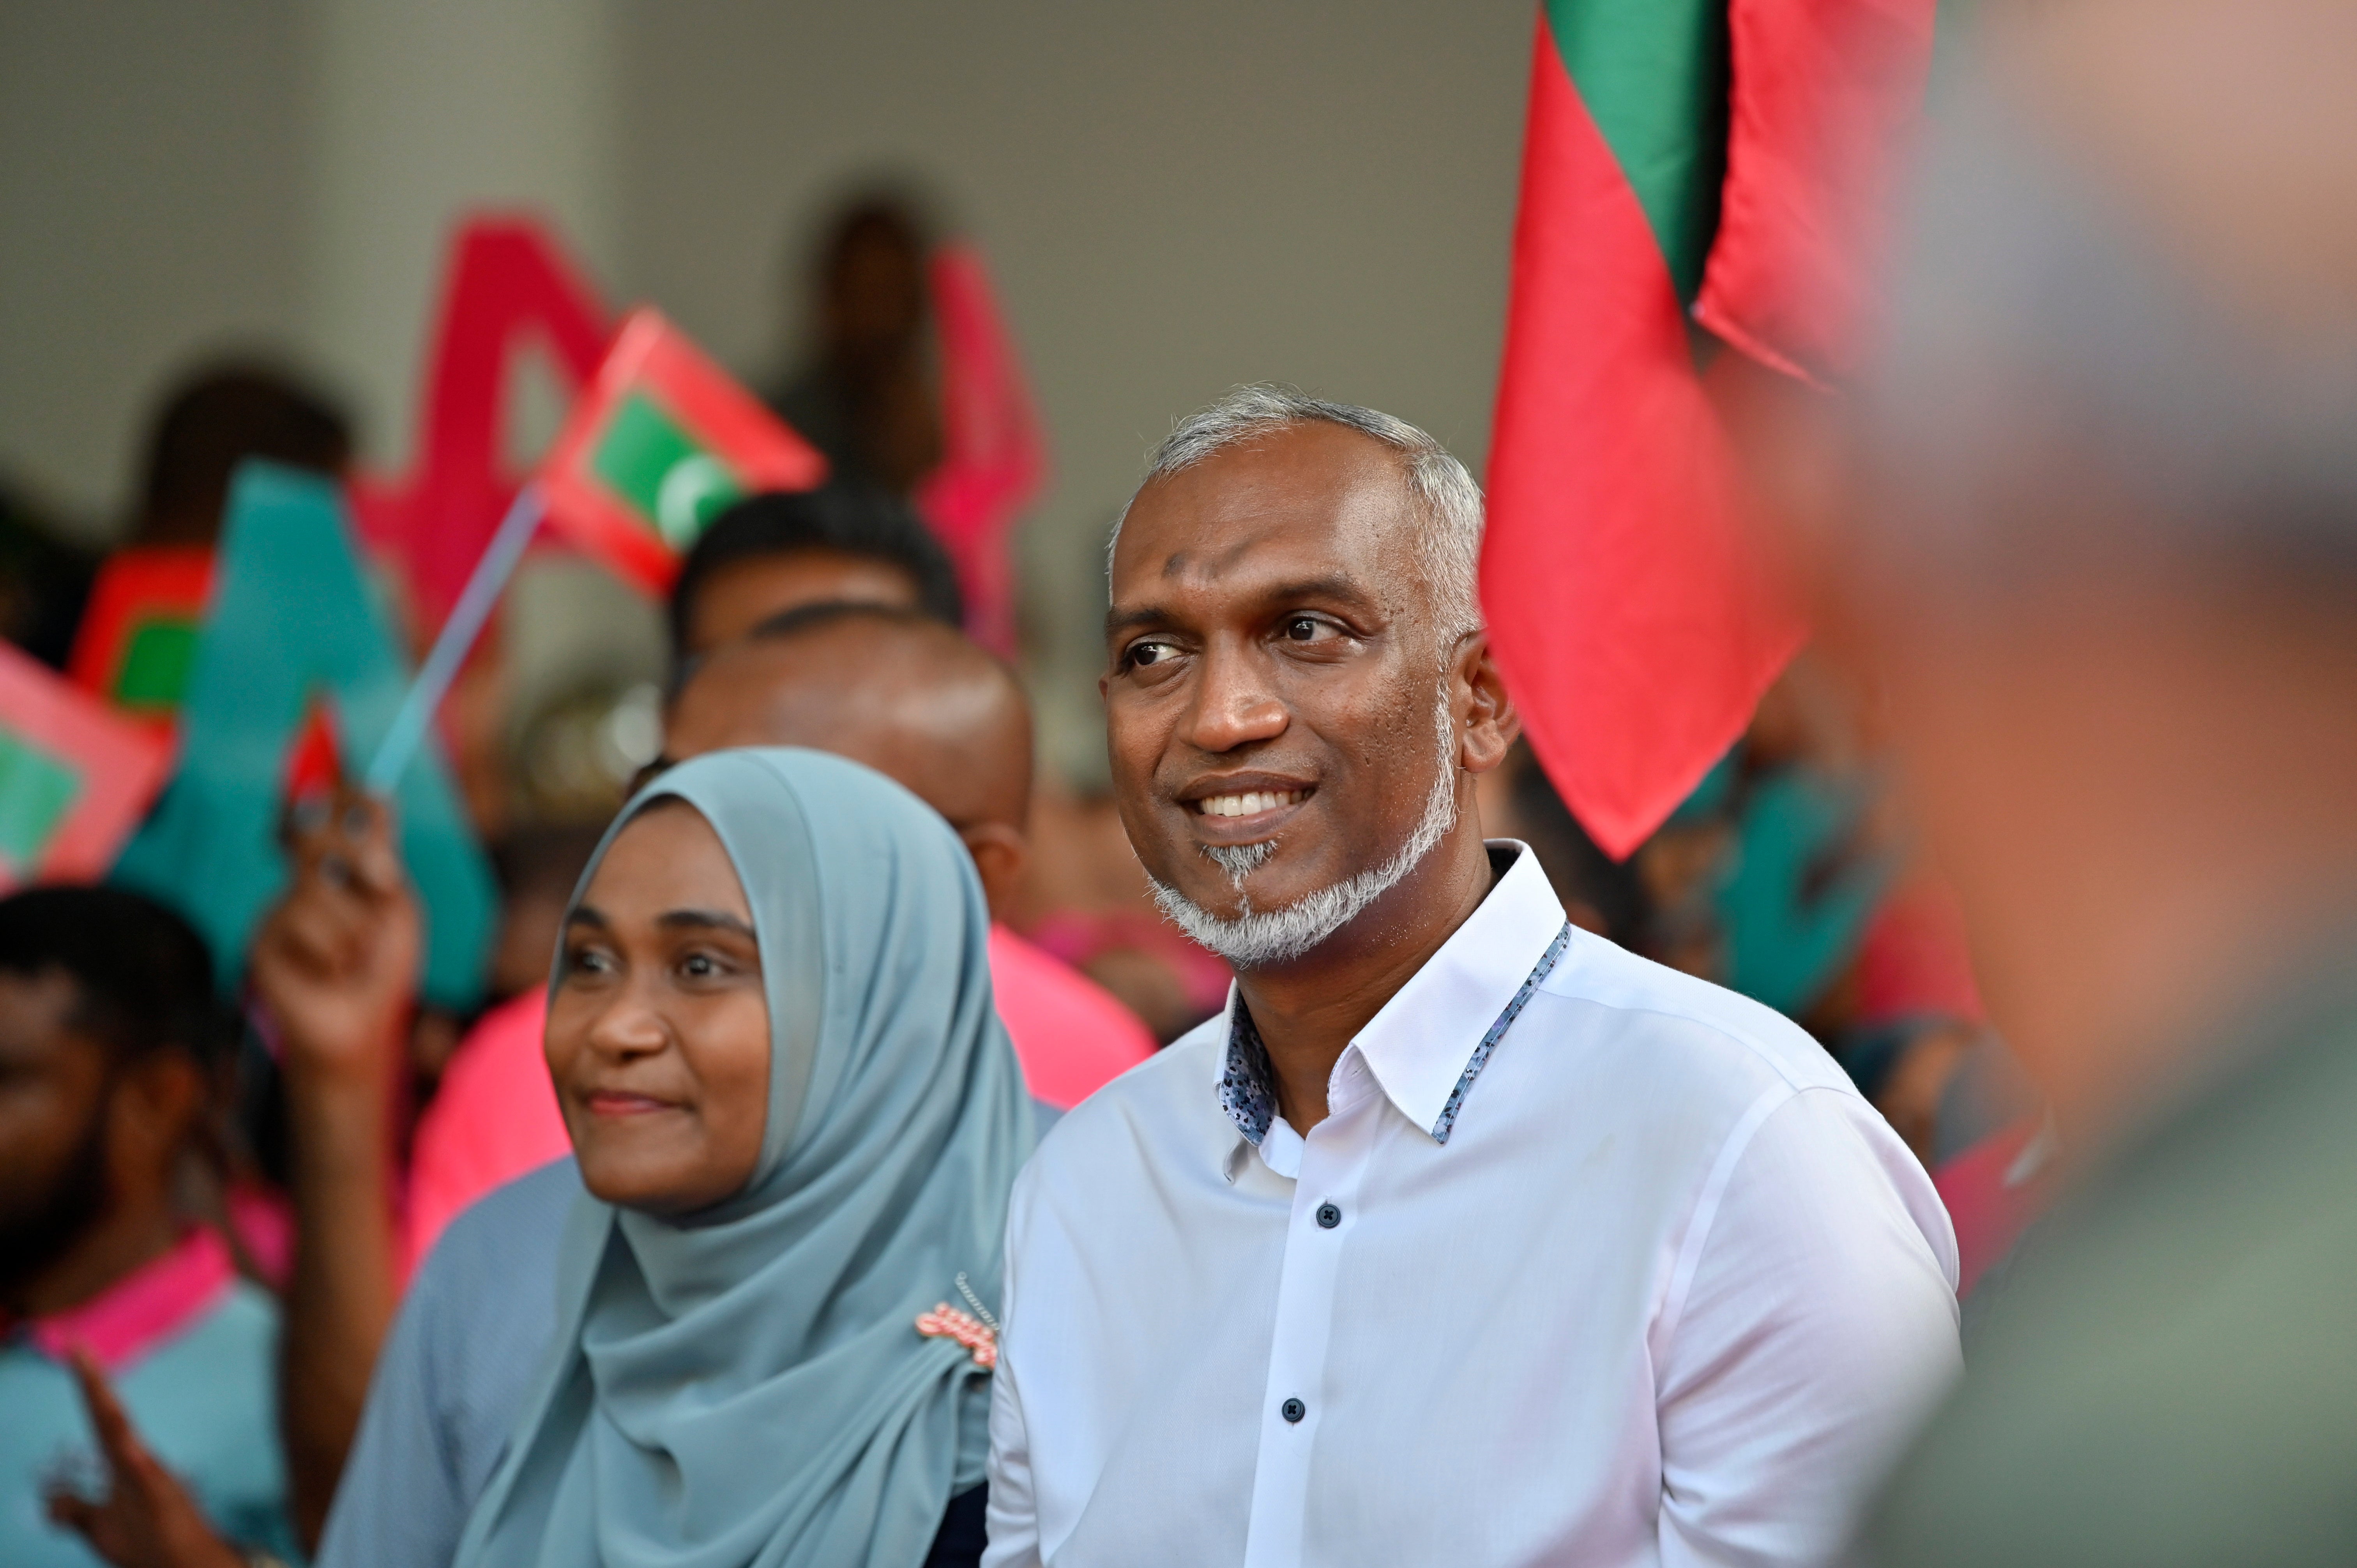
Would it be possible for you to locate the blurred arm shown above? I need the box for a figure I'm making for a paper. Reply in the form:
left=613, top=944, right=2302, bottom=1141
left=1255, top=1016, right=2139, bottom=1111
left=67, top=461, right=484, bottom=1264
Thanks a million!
left=249, top=791, right=421, bottom=1551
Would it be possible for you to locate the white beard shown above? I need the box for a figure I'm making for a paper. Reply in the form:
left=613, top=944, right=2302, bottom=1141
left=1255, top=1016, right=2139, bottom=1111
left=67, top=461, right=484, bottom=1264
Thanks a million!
left=1148, top=686, right=1460, bottom=970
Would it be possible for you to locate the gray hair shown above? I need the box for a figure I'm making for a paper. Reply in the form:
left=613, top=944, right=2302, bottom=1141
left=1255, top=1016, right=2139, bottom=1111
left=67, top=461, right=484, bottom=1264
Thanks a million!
left=1110, top=385, right=1487, bottom=646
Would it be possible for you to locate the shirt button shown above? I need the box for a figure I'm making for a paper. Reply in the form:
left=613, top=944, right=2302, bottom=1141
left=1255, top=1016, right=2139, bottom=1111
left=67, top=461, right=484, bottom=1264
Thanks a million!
left=1315, top=1202, right=1341, bottom=1229
left=1281, top=1397, right=1306, bottom=1424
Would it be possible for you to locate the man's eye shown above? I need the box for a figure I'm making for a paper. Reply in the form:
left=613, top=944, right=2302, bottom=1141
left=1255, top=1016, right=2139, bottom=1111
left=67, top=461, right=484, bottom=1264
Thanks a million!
left=1283, top=616, right=1332, bottom=643
left=1126, top=640, right=1178, bottom=669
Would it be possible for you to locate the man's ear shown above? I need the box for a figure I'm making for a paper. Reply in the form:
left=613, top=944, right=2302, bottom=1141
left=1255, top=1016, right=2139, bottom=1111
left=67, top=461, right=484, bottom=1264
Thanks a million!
left=111, top=1049, right=208, bottom=1180
left=958, top=824, right=1030, bottom=925
left=1454, top=630, right=1520, bottom=775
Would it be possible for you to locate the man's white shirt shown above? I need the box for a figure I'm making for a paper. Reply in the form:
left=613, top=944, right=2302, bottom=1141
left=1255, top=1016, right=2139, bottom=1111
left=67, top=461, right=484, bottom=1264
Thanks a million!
left=983, top=842, right=1960, bottom=1568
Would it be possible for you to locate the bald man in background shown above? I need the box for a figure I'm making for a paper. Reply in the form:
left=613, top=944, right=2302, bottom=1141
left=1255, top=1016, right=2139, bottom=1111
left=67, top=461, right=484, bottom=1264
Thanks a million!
left=666, top=601, right=1154, bottom=1110
left=311, top=608, right=1153, bottom=1568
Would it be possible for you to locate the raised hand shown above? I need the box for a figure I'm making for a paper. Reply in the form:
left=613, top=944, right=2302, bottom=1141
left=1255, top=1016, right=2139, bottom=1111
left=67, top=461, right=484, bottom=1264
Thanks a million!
left=249, top=788, right=421, bottom=1098
left=43, top=1349, right=247, bottom=1568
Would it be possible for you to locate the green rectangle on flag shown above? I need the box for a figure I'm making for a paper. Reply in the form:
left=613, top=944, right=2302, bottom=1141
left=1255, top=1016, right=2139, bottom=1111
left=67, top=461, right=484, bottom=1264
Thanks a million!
left=0, top=729, right=82, bottom=867
left=590, top=392, right=744, bottom=548
left=115, top=617, right=201, bottom=708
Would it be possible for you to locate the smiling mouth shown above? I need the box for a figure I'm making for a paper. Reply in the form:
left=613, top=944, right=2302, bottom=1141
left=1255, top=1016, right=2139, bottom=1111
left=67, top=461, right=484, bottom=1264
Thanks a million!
left=585, top=1091, right=679, bottom=1117
left=1193, top=788, right=1311, bottom=818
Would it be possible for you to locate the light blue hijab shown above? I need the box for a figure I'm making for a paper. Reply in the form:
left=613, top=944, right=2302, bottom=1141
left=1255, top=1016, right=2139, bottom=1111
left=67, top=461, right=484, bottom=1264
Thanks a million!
left=452, top=748, right=1034, bottom=1568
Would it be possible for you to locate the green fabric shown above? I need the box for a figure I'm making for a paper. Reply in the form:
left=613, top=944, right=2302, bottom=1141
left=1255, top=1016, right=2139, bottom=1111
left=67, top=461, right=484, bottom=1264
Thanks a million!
left=1543, top=0, right=1730, bottom=302
left=453, top=747, right=1033, bottom=1568
left=113, top=617, right=200, bottom=708
left=110, top=463, right=496, bottom=1009
left=0, top=730, right=80, bottom=868
left=591, top=392, right=744, bottom=548
left=1862, top=965, right=2357, bottom=1566
left=1715, top=767, right=1894, bottom=1017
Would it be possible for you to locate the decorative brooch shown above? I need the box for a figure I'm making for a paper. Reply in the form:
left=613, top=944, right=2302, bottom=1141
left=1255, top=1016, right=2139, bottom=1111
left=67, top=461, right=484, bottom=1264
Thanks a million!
left=915, top=1271, right=1000, bottom=1369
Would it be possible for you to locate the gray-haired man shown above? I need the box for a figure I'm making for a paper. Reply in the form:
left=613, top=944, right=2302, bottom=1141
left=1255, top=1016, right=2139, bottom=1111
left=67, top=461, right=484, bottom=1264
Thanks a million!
left=983, top=388, right=1961, bottom=1568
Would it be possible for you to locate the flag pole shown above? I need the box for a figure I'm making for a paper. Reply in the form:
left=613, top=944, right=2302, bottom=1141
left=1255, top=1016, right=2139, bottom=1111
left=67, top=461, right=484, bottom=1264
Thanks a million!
left=364, top=484, right=545, bottom=795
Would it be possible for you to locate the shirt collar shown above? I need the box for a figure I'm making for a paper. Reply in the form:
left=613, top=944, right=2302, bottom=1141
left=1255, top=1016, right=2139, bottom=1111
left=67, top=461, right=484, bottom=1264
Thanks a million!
left=1216, top=842, right=1569, bottom=1160
left=18, top=1226, right=236, bottom=1374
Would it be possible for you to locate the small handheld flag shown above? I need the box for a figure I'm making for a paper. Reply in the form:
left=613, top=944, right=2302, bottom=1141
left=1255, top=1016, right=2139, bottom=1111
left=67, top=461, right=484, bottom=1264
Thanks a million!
left=66, top=546, right=217, bottom=729
left=539, top=309, right=827, bottom=597
left=0, top=641, right=171, bottom=890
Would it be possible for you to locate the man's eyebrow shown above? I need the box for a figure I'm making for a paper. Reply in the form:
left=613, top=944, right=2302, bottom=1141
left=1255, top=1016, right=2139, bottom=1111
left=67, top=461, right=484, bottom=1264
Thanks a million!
left=655, top=909, right=758, bottom=940
left=1105, top=602, right=1175, bottom=639
left=1105, top=573, right=1379, bottom=639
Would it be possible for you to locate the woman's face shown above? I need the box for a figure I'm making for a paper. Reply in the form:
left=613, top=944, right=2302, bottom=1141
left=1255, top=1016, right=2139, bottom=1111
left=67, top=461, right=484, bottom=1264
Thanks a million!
left=546, top=802, right=770, bottom=1215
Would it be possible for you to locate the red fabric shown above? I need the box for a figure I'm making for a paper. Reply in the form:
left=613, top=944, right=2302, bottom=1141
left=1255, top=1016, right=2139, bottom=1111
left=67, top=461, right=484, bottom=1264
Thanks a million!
left=24, top=1227, right=236, bottom=1375
left=986, top=924, right=1156, bottom=1111
left=401, top=927, right=1156, bottom=1269
left=1691, top=0, right=1939, bottom=387
left=915, top=245, right=1049, bottom=659
left=1933, top=1117, right=2055, bottom=1298
left=402, top=989, right=567, bottom=1275
left=0, top=640, right=174, bottom=888
left=1855, top=875, right=1986, bottom=1027
left=347, top=217, right=612, bottom=636
left=1485, top=11, right=1805, bottom=860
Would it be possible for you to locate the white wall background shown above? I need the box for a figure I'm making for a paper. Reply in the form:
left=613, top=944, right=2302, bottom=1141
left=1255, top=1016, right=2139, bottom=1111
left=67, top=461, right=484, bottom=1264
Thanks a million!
left=0, top=0, right=1532, bottom=776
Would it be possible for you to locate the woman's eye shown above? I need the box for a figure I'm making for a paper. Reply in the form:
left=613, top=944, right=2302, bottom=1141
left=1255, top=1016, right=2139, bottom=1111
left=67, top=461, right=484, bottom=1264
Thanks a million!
left=564, top=946, right=615, bottom=979
left=680, top=952, right=725, bottom=980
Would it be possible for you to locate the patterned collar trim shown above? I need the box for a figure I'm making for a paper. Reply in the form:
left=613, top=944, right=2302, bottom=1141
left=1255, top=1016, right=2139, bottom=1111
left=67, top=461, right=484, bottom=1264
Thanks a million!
left=1216, top=918, right=1574, bottom=1150
left=1218, top=1003, right=1279, bottom=1147
left=1430, top=920, right=1573, bottom=1143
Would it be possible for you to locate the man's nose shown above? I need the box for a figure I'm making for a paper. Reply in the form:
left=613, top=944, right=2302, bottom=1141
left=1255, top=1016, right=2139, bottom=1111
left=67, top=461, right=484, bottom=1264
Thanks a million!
left=1182, top=641, right=1289, bottom=755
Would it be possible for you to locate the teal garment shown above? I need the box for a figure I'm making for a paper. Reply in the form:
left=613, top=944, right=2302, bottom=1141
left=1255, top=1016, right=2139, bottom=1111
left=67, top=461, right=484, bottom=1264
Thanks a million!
left=1860, top=965, right=2357, bottom=1566
left=1, top=1283, right=294, bottom=1568
left=453, top=748, right=1034, bottom=1568
left=111, top=462, right=496, bottom=1010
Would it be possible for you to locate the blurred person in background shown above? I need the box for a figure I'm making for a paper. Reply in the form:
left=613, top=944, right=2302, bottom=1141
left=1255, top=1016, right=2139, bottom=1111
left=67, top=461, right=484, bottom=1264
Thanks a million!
left=0, top=887, right=292, bottom=1568
left=664, top=602, right=1157, bottom=1109
left=1730, top=0, right=2357, bottom=1560
left=126, top=366, right=351, bottom=549
left=670, top=481, right=964, bottom=660
left=984, top=388, right=1959, bottom=1568
left=769, top=197, right=944, bottom=500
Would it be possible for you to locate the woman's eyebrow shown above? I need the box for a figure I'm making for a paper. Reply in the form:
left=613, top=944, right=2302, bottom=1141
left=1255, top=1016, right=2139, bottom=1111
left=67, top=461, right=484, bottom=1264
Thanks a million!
left=656, top=910, right=758, bottom=940
left=564, top=906, right=610, bottom=930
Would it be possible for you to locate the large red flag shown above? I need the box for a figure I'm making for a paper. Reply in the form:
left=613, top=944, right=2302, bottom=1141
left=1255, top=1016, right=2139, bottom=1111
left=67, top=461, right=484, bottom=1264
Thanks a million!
left=1483, top=0, right=1934, bottom=858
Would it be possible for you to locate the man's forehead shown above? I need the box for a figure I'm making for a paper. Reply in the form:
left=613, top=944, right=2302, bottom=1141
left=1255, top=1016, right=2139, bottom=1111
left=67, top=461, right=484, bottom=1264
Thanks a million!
left=1113, top=423, right=1414, bottom=594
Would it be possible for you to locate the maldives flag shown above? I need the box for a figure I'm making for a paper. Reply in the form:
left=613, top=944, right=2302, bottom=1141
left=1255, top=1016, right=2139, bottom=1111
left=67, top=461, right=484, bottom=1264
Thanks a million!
left=1484, top=0, right=1935, bottom=858
left=0, top=640, right=171, bottom=890
left=539, top=309, right=828, bottom=597
left=66, top=546, right=217, bottom=730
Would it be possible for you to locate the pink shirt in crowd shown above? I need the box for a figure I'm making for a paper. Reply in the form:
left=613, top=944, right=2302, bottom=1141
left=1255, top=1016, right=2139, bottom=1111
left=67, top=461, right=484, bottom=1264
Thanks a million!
left=402, top=923, right=1156, bottom=1271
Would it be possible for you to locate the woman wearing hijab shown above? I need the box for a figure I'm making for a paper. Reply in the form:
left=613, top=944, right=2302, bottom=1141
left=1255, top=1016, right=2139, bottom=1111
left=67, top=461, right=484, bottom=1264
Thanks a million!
left=452, top=747, right=1033, bottom=1568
